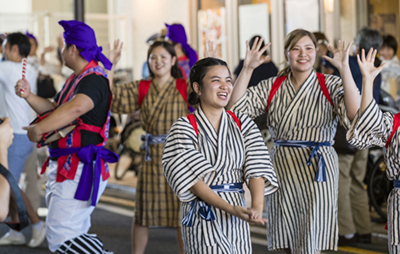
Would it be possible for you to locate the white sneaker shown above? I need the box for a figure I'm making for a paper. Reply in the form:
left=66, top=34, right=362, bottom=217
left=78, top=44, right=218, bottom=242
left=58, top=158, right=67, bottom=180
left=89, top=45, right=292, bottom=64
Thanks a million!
left=0, top=230, right=26, bottom=245
left=27, top=222, right=46, bottom=248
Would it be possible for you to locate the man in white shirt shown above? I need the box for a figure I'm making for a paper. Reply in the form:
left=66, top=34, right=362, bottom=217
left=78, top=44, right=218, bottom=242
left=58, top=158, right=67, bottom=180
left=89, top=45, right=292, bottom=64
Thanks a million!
left=0, top=32, right=45, bottom=248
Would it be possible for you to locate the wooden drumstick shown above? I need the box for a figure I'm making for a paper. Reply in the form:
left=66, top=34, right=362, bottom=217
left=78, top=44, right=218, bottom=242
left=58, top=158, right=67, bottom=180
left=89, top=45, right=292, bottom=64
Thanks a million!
left=20, top=58, right=27, bottom=96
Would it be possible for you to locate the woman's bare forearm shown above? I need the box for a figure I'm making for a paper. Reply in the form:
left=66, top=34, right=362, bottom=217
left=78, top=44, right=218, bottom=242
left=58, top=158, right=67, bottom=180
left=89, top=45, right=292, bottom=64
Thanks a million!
left=190, top=179, right=235, bottom=215
left=340, top=67, right=361, bottom=119
left=227, top=67, right=253, bottom=109
left=360, top=78, right=374, bottom=116
left=249, top=177, right=265, bottom=210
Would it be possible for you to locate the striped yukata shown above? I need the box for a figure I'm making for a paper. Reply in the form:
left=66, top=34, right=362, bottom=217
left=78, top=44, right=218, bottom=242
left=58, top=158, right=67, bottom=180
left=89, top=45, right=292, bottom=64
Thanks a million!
left=111, top=77, right=191, bottom=227
left=162, top=106, right=279, bottom=254
left=347, top=100, right=400, bottom=254
left=231, top=71, right=352, bottom=254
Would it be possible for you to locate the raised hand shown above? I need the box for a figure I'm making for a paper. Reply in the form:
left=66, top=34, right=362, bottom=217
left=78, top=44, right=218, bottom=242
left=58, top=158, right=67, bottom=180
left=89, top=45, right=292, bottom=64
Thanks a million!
left=108, top=39, right=123, bottom=65
left=243, top=37, right=270, bottom=70
left=322, top=40, right=352, bottom=72
left=357, top=48, right=385, bottom=82
left=204, top=40, right=218, bottom=58
left=15, top=78, right=31, bottom=99
left=42, top=46, right=55, bottom=54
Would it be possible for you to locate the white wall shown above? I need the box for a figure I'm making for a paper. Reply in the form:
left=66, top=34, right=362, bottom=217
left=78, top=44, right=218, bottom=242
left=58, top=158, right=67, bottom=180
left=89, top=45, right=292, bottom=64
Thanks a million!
left=112, top=0, right=190, bottom=80
left=0, top=0, right=31, bottom=13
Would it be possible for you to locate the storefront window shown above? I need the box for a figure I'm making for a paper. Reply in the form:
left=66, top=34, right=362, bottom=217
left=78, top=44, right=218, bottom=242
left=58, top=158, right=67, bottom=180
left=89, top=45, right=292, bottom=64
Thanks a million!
left=284, top=0, right=320, bottom=34
left=197, top=0, right=226, bottom=59
left=237, top=0, right=271, bottom=60
left=368, top=0, right=399, bottom=58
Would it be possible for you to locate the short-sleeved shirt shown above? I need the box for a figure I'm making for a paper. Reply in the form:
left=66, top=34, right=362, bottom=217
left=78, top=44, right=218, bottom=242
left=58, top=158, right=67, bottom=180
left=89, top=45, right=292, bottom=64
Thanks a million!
left=0, top=60, right=38, bottom=134
left=51, top=73, right=110, bottom=149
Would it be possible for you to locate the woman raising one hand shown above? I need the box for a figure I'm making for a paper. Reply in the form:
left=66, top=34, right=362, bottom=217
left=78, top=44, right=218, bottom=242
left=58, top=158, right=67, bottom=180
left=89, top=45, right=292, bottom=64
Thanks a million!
left=109, top=40, right=192, bottom=254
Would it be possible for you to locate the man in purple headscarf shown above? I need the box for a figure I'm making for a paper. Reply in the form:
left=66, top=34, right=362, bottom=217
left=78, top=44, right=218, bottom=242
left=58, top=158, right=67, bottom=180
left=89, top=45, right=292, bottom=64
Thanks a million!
left=15, top=20, right=117, bottom=254
left=165, top=23, right=198, bottom=79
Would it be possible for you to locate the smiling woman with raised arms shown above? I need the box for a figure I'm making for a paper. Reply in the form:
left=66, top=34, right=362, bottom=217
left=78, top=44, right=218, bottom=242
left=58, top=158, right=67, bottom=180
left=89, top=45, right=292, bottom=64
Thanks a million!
left=162, top=57, right=278, bottom=253
left=227, top=29, right=361, bottom=254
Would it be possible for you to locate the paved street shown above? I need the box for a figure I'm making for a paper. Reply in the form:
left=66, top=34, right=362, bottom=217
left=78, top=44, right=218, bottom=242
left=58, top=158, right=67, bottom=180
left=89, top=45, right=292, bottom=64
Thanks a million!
left=0, top=163, right=390, bottom=254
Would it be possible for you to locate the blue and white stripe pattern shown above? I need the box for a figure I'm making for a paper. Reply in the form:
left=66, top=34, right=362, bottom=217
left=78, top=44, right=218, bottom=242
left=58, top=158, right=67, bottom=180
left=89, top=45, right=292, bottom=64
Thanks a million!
left=274, top=140, right=332, bottom=182
left=56, top=233, right=105, bottom=254
left=182, top=183, right=244, bottom=227
left=232, top=71, right=351, bottom=254
left=347, top=100, right=400, bottom=253
left=162, top=106, right=278, bottom=253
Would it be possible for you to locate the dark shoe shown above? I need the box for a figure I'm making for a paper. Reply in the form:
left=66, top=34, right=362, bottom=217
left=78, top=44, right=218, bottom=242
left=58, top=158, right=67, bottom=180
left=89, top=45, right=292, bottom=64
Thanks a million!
left=357, top=233, right=372, bottom=243
left=338, top=235, right=358, bottom=246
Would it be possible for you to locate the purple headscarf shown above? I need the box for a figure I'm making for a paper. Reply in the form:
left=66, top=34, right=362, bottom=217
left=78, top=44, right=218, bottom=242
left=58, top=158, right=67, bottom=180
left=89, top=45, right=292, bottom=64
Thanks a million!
left=25, top=31, right=38, bottom=46
left=165, top=23, right=198, bottom=67
left=59, top=20, right=112, bottom=70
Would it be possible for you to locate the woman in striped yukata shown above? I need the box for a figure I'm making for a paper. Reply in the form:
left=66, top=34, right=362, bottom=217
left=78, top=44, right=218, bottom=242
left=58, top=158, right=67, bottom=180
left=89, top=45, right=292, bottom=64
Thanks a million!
left=227, top=29, right=361, bottom=254
left=108, top=40, right=192, bottom=254
left=348, top=48, right=399, bottom=254
left=162, top=57, right=279, bottom=253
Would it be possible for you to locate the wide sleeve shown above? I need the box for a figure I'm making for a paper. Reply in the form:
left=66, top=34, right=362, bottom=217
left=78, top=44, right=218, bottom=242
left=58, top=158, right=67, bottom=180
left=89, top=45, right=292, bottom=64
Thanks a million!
left=347, top=100, right=394, bottom=149
left=237, top=112, right=279, bottom=196
left=162, top=117, right=216, bottom=202
left=327, top=74, right=355, bottom=129
left=111, top=80, right=140, bottom=114
left=230, top=77, right=275, bottom=119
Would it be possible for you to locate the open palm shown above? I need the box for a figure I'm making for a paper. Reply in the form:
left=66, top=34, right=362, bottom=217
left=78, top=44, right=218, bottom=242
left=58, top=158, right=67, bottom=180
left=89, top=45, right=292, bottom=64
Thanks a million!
left=108, top=39, right=123, bottom=65
left=243, top=37, right=270, bottom=70
left=357, top=48, right=385, bottom=81
left=323, top=40, right=352, bottom=71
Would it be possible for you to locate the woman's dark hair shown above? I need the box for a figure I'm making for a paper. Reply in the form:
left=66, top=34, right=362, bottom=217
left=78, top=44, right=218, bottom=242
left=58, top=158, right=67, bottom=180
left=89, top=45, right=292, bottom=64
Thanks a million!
left=249, top=35, right=268, bottom=56
left=5, top=32, right=31, bottom=58
left=188, top=57, right=230, bottom=105
left=147, top=41, right=182, bottom=79
left=382, top=34, right=398, bottom=55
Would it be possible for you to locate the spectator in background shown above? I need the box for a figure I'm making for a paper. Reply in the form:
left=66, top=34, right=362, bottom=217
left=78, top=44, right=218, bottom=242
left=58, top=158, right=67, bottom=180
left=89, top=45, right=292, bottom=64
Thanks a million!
left=313, top=32, right=337, bottom=75
left=165, top=23, right=198, bottom=79
left=335, top=27, right=383, bottom=246
left=379, top=34, right=400, bottom=106
left=233, top=35, right=278, bottom=132
left=0, top=32, right=45, bottom=248
left=25, top=31, right=39, bottom=71
left=233, top=35, right=278, bottom=87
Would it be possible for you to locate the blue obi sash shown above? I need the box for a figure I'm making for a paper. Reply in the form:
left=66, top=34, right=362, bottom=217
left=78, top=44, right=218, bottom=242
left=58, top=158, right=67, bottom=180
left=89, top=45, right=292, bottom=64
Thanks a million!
left=141, top=133, right=168, bottom=162
left=274, top=140, right=332, bottom=182
left=182, top=183, right=244, bottom=227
